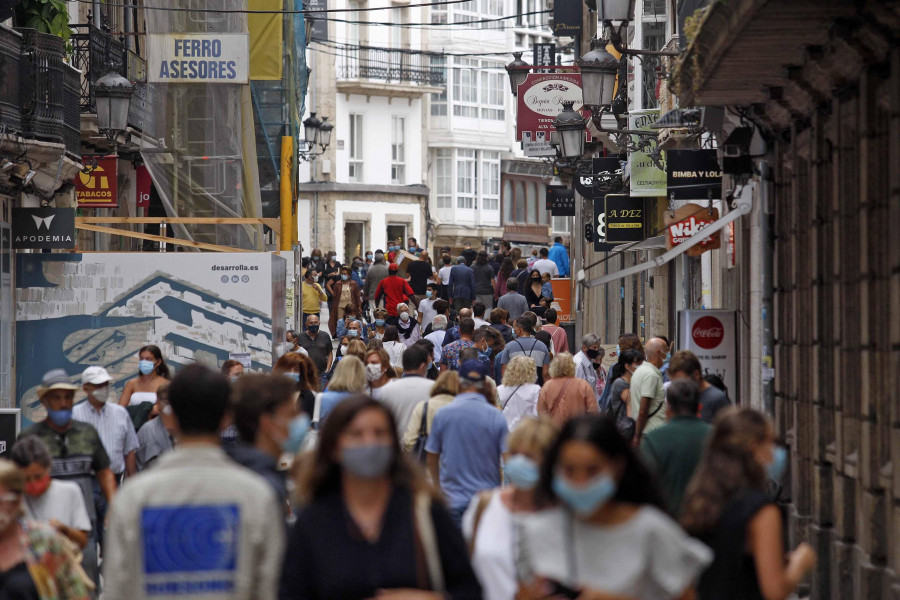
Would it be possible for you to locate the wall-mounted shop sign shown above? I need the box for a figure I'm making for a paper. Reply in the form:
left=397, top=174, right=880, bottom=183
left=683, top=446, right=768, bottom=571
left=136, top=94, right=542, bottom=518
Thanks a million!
left=517, top=73, right=591, bottom=157
left=629, top=109, right=666, bottom=197
left=136, top=165, right=152, bottom=209
left=604, top=195, right=645, bottom=243
left=552, top=0, right=582, bottom=38
left=76, top=156, right=118, bottom=208
left=11, top=208, right=76, bottom=250
left=665, top=203, right=721, bottom=256
left=667, top=149, right=723, bottom=200
left=589, top=158, right=625, bottom=252
left=678, top=310, right=738, bottom=405
left=548, top=186, right=575, bottom=216
left=148, top=34, right=249, bottom=83
left=533, top=43, right=555, bottom=70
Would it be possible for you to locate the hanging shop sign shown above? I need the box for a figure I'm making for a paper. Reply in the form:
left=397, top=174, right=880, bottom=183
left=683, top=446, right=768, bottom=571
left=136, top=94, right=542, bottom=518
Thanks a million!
left=136, top=165, right=152, bottom=209
left=76, top=156, right=118, bottom=208
left=574, top=157, right=622, bottom=199
left=665, top=203, right=721, bottom=256
left=11, top=208, right=76, bottom=250
left=589, top=158, right=624, bottom=252
left=667, top=149, right=723, bottom=201
left=628, top=109, right=666, bottom=197
left=517, top=73, right=592, bottom=157
left=548, top=186, right=575, bottom=216
left=592, top=196, right=618, bottom=253
left=552, top=0, right=582, bottom=38
left=677, top=310, right=738, bottom=405
left=549, top=278, right=573, bottom=322
left=603, top=195, right=645, bottom=243
left=148, top=33, right=249, bottom=83
left=533, top=43, right=555, bottom=70
left=306, top=0, right=328, bottom=42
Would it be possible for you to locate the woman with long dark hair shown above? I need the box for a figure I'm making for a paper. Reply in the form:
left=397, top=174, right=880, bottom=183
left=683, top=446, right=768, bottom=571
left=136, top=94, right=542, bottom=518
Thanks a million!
left=681, top=409, right=816, bottom=600
left=119, top=344, right=171, bottom=407
left=517, top=414, right=710, bottom=600
left=280, top=395, right=481, bottom=599
left=273, top=352, right=320, bottom=417
left=495, top=257, right=515, bottom=301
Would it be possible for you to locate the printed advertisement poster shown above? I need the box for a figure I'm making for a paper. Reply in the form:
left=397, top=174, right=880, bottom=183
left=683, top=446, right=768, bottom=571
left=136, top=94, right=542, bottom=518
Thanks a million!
left=677, top=310, right=737, bottom=404
left=15, top=253, right=285, bottom=426
left=549, top=278, right=573, bottom=322
left=628, top=109, right=666, bottom=197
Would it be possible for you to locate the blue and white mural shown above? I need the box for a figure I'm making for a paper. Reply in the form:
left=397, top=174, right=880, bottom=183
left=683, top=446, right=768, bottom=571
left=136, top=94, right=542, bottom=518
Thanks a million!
left=16, top=253, right=286, bottom=426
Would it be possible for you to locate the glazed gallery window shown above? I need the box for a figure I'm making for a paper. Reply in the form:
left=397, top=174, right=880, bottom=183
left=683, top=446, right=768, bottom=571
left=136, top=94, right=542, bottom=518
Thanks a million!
left=348, top=114, right=363, bottom=182
left=391, top=116, right=406, bottom=185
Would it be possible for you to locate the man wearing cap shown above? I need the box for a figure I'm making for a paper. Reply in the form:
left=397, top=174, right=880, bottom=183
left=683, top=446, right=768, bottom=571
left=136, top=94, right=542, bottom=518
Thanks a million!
left=19, top=368, right=117, bottom=588
left=374, top=262, right=416, bottom=325
left=425, top=359, right=509, bottom=527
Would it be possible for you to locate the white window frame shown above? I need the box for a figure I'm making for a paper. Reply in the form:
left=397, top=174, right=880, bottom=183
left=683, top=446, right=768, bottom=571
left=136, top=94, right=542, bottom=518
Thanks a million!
left=479, top=69, right=505, bottom=121
left=391, top=116, right=406, bottom=185
left=456, top=149, right=476, bottom=210
left=480, top=151, right=500, bottom=212
left=452, top=58, right=479, bottom=118
left=348, top=113, right=363, bottom=182
left=430, top=55, right=448, bottom=116
left=434, top=149, right=453, bottom=209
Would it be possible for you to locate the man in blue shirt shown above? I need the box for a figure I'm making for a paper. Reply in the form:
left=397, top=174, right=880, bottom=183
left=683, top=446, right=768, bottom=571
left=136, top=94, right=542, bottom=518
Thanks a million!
left=547, top=236, right=570, bottom=277
left=426, top=359, right=508, bottom=527
left=447, top=256, right=476, bottom=312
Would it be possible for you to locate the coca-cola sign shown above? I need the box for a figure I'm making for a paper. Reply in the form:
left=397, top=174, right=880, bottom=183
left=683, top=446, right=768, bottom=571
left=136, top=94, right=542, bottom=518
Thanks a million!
left=692, top=316, right=725, bottom=350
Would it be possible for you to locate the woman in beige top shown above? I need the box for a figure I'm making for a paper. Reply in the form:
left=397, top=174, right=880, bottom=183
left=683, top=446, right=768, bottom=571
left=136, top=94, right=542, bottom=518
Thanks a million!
left=327, top=266, right=361, bottom=336
left=537, top=352, right=598, bottom=426
left=402, top=371, right=459, bottom=452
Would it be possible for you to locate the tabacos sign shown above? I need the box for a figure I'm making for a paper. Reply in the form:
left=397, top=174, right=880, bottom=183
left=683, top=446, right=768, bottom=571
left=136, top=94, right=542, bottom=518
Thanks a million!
left=148, top=34, right=249, bottom=84
left=665, top=203, right=721, bottom=257
left=11, top=208, right=76, bottom=250
left=76, top=156, right=118, bottom=208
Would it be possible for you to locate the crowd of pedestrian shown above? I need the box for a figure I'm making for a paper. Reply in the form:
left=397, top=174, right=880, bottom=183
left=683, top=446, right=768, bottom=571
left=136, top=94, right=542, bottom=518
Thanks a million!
left=0, top=240, right=817, bottom=600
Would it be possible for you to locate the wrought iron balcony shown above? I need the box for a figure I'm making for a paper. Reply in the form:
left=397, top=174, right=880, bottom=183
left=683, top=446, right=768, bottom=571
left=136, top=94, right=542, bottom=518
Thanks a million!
left=0, top=25, right=21, bottom=134
left=337, top=45, right=444, bottom=86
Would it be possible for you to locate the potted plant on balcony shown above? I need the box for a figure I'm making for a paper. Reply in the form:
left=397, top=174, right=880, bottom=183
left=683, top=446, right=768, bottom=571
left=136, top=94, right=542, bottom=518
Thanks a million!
left=15, top=0, right=72, bottom=41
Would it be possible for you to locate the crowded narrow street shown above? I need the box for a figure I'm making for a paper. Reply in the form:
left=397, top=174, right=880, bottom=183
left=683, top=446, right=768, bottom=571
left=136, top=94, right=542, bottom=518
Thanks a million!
left=0, top=0, right=897, bottom=598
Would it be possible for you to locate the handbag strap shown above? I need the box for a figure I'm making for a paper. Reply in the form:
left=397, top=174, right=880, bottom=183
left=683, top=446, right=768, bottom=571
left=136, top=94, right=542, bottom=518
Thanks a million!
left=417, top=400, right=430, bottom=436
left=501, top=385, right=524, bottom=411
left=414, top=492, right=445, bottom=593
left=551, top=378, right=574, bottom=413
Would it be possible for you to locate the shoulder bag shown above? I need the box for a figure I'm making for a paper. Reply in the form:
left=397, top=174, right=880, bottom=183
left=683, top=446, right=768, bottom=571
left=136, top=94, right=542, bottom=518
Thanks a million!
left=414, top=492, right=445, bottom=593
left=411, top=400, right=430, bottom=464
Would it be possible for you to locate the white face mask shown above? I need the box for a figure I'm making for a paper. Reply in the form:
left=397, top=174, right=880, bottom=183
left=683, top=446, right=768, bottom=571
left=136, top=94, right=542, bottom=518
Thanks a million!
left=340, top=345, right=349, bottom=355
left=91, top=387, right=111, bottom=403
left=366, top=363, right=383, bottom=382
left=399, top=312, right=410, bottom=322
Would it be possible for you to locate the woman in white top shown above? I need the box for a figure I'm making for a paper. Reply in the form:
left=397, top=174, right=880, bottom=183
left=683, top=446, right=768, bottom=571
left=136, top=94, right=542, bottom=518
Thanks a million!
left=463, top=418, right=559, bottom=600
left=380, top=326, right=407, bottom=368
left=517, top=414, right=712, bottom=600
left=119, top=344, right=171, bottom=407
left=498, top=355, right=541, bottom=430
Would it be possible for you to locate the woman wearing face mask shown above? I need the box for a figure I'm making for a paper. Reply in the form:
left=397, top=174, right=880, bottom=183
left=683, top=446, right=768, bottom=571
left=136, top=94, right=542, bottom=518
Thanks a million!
left=369, top=309, right=389, bottom=341
left=605, top=350, right=644, bottom=420
left=318, top=356, right=367, bottom=424
left=418, top=283, right=439, bottom=330
left=380, top=326, right=407, bottom=370
left=337, top=311, right=368, bottom=341
left=537, top=353, right=599, bottom=427
left=517, top=415, right=711, bottom=600
left=11, top=436, right=91, bottom=550
left=681, top=409, right=816, bottom=600
left=328, top=267, right=362, bottom=337
left=221, top=359, right=244, bottom=381
left=364, top=349, right=396, bottom=400
left=395, top=303, right=422, bottom=347
left=463, top=418, right=559, bottom=600
left=273, top=352, right=320, bottom=418
left=523, top=270, right=544, bottom=313
left=498, top=356, right=540, bottom=430
left=280, top=396, right=481, bottom=599
left=119, top=344, right=171, bottom=407
left=0, top=459, right=93, bottom=599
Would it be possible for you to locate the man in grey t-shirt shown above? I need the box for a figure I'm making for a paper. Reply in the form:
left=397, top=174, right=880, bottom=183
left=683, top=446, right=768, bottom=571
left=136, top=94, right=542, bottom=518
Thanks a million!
left=667, top=350, right=732, bottom=423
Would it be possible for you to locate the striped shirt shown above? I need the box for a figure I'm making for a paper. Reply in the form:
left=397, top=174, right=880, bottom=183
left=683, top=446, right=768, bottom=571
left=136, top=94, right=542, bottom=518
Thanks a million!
left=73, top=400, right=140, bottom=476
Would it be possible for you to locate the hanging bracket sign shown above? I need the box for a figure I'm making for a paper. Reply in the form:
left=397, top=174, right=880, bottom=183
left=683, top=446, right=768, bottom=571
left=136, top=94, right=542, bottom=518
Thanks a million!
left=665, top=203, right=721, bottom=256
left=148, top=33, right=249, bottom=83
left=517, top=73, right=592, bottom=158
left=604, top=195, right=645, bottom=243
left=667, top=149, right=723, bottom=200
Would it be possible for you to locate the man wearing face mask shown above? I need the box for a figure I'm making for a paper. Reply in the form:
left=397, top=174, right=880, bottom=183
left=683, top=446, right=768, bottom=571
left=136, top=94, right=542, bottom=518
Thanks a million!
left=297, top=315, right=333, bottom=390
left=226, top=375, right=309, bottom=517
left=19, top=368, right=117, bottom=589
left=374, top=263, right=416, bottom=325
left=574, top=333, right=602, bottom=402
left=631, top=337, right=669, bottom=446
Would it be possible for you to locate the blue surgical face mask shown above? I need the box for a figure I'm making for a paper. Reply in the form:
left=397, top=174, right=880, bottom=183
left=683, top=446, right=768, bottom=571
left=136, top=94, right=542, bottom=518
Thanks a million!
left=347, top=329, right=359, bottom=338
left=366, top=254, right=373, bottom=260
left=375, top=319, right=385, bottom=327
left=552, top=472, right=617, bottom=517
left=408, top=246, right=416, bottom=252
left=341, top=274, right=349, bottom=281
left=139, top=359, right=155, bottom=375
left=286, top=372, right=300, bottom=383
left=282, top=414, right=311, bottom=454
left=505, top=455, right=540, bottom=490
left=615, top=344, right=620, bottom=356
left=479, top=346, right=492, bottom=360
left=425, top=290, right=433, bottom=298
left=767, top=446, right=787, bottom=482
left=48, top=408, right=72, bottom=427
left=230, top=376, right=240, bottom=383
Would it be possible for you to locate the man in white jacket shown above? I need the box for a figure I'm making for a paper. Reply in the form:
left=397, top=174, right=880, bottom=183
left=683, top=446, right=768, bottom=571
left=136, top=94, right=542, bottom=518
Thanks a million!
left=103, top=364, right=285, bottom=600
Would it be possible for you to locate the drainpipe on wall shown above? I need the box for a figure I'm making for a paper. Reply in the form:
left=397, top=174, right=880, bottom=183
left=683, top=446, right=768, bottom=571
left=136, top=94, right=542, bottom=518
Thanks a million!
left=748, top=171, right=764, bottom=411
left=759, top=161, right=775, bottom=415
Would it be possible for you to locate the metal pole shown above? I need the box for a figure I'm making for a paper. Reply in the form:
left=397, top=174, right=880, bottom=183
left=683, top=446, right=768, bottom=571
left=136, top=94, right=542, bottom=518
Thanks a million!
left=280, top=123, right=293, bottom=251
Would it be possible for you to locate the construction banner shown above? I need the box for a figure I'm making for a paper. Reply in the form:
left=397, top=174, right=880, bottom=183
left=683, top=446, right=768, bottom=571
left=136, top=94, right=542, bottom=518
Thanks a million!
left=76, top=156, right=118, bottom=208
left=249, top=0, right=283, bottom=80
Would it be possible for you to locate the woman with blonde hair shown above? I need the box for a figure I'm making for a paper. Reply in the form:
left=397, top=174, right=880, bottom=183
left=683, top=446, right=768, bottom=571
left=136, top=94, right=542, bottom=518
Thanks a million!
left=364, top=348, right=396, bottom=400
left=497, top=355, right=540, bottom=429
left=0, top=459, right=93, bottom=598
left=344, top=339, right=367, bottom=362
left=318, top=356, right=366, bottom=424
left=280, top=396, right=480, bottom=598
left=463, top=417, right=559, bottom=600
left=682, top=408, right=816, bottom=600
left=537, top=352, right=598, bottom=426
left=402, top=371, right=460, bottom=452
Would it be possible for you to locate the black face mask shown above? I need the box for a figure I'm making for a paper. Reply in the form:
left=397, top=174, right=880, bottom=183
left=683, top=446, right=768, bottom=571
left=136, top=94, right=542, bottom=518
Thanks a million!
left=308, top=325, right=320, bottom=335
left=586, top=348, right=601, bottom=359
